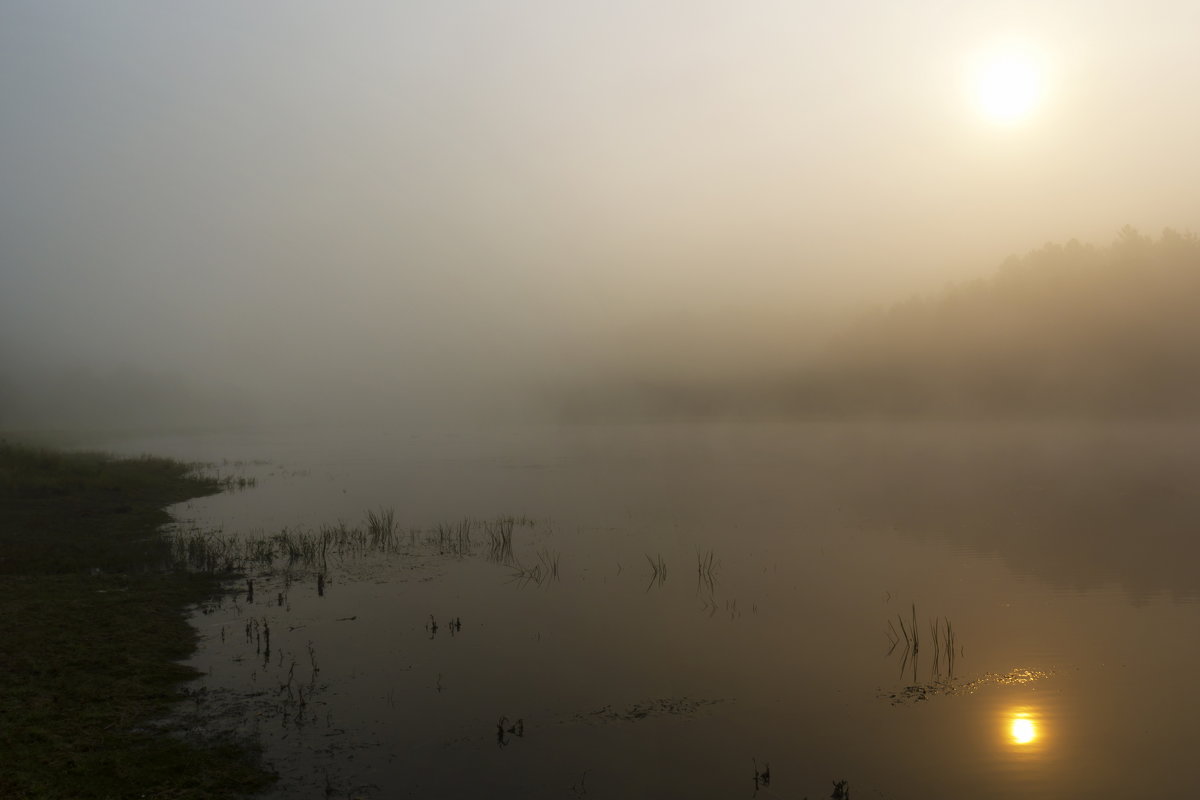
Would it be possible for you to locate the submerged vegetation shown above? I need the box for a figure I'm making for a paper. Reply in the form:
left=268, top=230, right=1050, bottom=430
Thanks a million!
left=0, top=439, right=274, bottom=799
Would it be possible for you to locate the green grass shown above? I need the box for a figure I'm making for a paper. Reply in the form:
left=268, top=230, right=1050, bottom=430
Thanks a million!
left=0, top=438, right=275, bottom=799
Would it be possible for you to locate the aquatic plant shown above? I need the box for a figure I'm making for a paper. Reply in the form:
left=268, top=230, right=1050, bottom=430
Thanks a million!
left=436, top=518, right=474, bottom=556
left=538, top=547, right=560, bottom=580
left=168, top=513, right=532, bottom=576
left=495, top=715, right=525, bottom=747
left=752, top=758, right=771, bottom=789
left=365, top=507, right=397, bottom=549
left=886, top=604, right=960, bottom=683
left=696, top=548, right=718, bottom=592
left=483, top=517, right=516, bottom=564
left=569, top=770, right=589, bottom=796
left=510, top=548, right=560, bottom=587
left=929, top=616, right=957, bottom=678
left=645, top=553, right=667, bottom=588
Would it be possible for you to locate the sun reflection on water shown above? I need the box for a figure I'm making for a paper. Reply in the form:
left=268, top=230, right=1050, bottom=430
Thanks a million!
left=1011, top=715, right=1037, bottom=744
left=1007, top=709, right=1041, bottom=747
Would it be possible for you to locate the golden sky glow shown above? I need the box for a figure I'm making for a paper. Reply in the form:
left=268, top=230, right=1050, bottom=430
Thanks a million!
left=3, top=3, right=1200, bottom=420
left=973, top=47, right=1045, bottom=124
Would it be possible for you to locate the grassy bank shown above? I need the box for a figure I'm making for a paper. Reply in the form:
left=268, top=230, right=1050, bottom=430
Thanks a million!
left=0, top=439, right=275, bottom=799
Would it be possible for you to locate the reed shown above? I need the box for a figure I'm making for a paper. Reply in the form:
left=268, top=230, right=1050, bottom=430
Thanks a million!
left=365, top=507, right=397, bottom=549
left=537, top=547, right=560, bottom=581
left=169, top=513, right=482, bottom=572
left=510, top=547, right=561, bottom=587
left=510, top=561, right=544, bottom=585
left=484, top=517, right=516, bottom=565
left=696, top=548, right=718, bottom=592
left=752, top=758, right=771, bottom=789
left=886, top=604, right=960, bottom=683
left=646, top=553, right=667, bottom=587
left=436, top=518, right=474, bottom=556
left=929, top=616, right=958, bottom=679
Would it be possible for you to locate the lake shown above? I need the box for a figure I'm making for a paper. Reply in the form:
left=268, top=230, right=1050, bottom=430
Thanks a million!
left=96, top=420, right=1200, bottom=799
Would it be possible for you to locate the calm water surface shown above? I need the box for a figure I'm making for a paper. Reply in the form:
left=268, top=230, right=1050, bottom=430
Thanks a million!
left=99, top=421, right=1200, bottom=799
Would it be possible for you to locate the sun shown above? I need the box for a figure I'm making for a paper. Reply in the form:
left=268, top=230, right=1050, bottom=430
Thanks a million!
left=971, top=46, right=1045, bottom=124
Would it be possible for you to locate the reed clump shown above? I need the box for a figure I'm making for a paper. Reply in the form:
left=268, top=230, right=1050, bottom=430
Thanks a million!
left=696, top=548, right=718, bottom=592
left=646, top=553, right=667, bottom=588
left=886, top=603, right=961, bottom=682
left=168, top=514, right=535, bottom=577
left=436, top=518, right=473, bottom=555
left=510, top=547, right=561, bottom=587
left=365, top=507, right=398, bottom=549
left=483, top=517, right=516, bottom=564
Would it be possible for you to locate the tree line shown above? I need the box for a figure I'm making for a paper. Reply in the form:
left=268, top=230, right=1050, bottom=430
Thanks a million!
left=784, top=227, right=1200, bottom=417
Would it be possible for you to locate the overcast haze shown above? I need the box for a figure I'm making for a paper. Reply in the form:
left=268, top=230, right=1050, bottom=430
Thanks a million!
left=3, top=1, right=1199, bottom=427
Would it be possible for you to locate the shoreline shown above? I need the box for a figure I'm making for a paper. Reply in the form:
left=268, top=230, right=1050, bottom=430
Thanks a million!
left=0, top=438, right=275, bottom=799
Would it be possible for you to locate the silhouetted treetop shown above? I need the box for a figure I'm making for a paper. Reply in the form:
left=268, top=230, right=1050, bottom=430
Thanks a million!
left=790, top=228, right=1200, bottom=416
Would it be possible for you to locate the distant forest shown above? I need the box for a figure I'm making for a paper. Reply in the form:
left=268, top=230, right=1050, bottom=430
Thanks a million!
left=573, top=227, right=1200, bottom=419
left=784, top=227, right=1200, bottom=417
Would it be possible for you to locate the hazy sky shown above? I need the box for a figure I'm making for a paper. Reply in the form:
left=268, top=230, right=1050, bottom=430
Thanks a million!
left=2, top=1, right=1198, bottom=421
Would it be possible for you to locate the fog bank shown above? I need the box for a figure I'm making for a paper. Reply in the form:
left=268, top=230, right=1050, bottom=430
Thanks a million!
left=3, top=3, right=1199, bottom=430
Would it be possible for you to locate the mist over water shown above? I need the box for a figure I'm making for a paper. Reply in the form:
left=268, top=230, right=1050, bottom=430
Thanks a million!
left=96, top=419, right=1200, bottom=799
left=4, top=2, right=1200, bottom=432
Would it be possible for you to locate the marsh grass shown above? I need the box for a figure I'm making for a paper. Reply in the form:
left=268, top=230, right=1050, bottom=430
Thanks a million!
left=0, top=439, right=274, bottom=798
left=538, top=547, right=561, bottom=581
left=886, top=604, right=960, bottom=683
left=929, top=616, right=958, bottom=679
left=510, top=547, right=561, bottom=587
left=645, top=553, right=668, bottom=589
left=436, top=518, right=473, bottom=556
left=366, top=507, right=398, bottom=548
left=169, top=520, right=400, bottom=574
left=189, top=460, right=261, bottom=493
left=696, top=548, right=718, bottom=592
left=752, top=758, right=771, bottom=789
left=167, top=514, right=535, bottom=586
left=484, top=517, right=516, bottom=565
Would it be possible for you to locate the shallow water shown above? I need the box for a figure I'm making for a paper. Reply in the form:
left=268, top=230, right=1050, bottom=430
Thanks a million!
left=100, top=421, right=1200, bottom=798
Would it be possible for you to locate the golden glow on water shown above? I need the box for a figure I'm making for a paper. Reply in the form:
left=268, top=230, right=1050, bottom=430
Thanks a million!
left=1004, top=706, right=1047, bottom=752
left=1010, top=715, right=1037, bottom=745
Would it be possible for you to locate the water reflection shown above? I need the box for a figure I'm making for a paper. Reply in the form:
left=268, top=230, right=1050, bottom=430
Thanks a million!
left=1011, top=715, right=1037, bottom=745
left=116, top=423, right=1200, bottom=798
left=1007, top=708, right=1042, bottom=748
